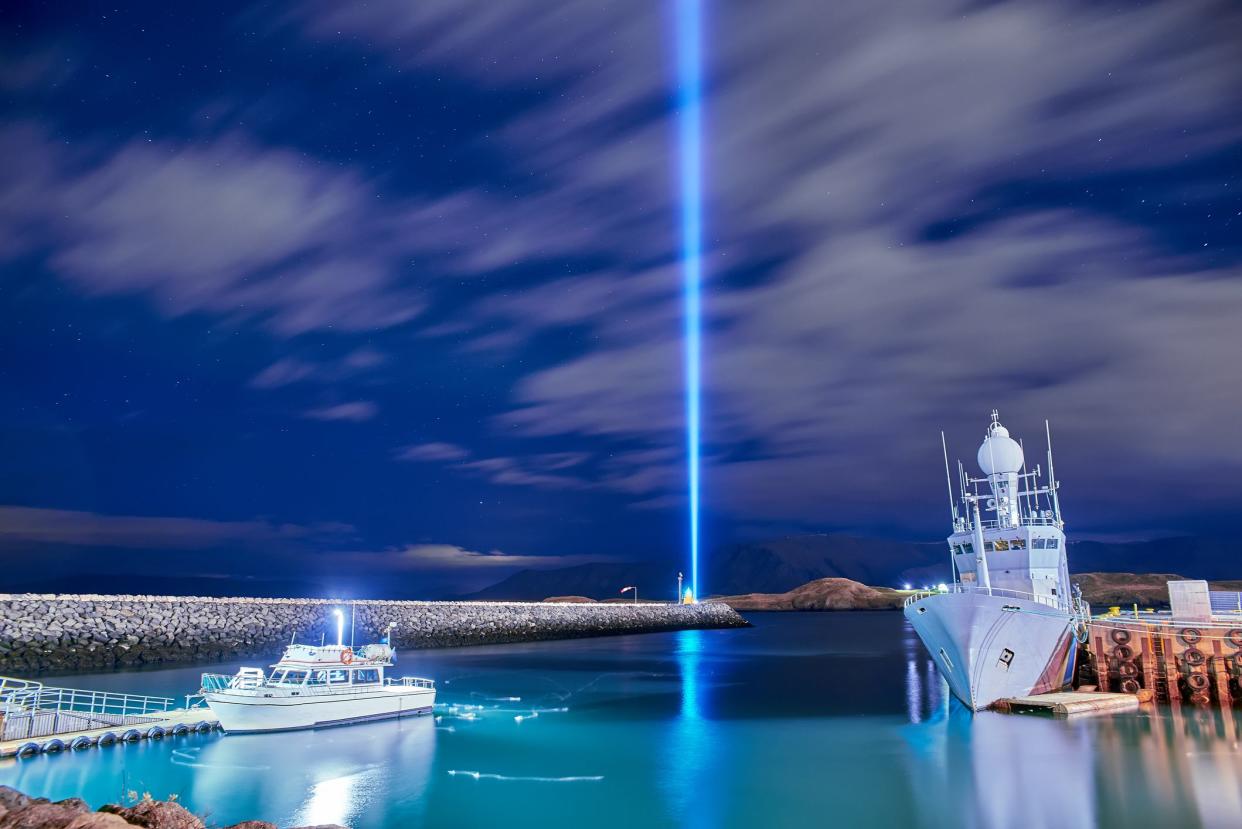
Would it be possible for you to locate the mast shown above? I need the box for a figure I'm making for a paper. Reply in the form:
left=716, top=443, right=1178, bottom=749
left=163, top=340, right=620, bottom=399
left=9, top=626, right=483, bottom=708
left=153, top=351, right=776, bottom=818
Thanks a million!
left=1045, top=419, right=1063, bottom=526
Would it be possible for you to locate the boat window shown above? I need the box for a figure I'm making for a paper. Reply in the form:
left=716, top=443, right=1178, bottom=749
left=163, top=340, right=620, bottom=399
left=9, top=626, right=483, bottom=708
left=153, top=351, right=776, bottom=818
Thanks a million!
left=308, top=671, right=328, bottom=685
left=279, top=670, right=307, bottom=685
left=1047, top=538, right=1060, bottom=549
left=353, top=668, right=380, bottom=685
left=1033, top=538, right=1046, bottom=549
left=993, top=539, right=1010, bottom=552
left=327, top=669, right=349, bottom=684
left=1010, top=539, right=1025, bottom=550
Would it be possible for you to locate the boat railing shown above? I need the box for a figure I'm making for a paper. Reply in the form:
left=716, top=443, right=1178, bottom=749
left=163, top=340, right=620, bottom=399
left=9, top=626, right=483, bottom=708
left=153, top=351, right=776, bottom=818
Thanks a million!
left=0, top=674, right=177, bottom=741
left=386, top=677, right=435, bottom=689
left=200, top=671, right=435, bottom=695
left=903, top=583, right=1073, bottom=614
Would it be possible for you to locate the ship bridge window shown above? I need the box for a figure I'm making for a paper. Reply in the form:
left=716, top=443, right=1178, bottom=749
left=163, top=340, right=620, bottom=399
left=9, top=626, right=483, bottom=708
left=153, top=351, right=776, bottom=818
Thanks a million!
left=1010, top=539, right=1026, bottom=550
left=1047, top=538, right=1060, bottom=549
left=1033, top=538, right=1047, bottom=549
left=992, top=539, right=1010, bottom=552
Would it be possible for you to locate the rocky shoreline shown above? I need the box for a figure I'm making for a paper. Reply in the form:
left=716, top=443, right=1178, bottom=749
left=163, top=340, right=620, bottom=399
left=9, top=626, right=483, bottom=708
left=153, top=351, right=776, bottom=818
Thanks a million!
left=0, top=595, right=747, bottom=675
left=0, top=786, right=328, bottom=829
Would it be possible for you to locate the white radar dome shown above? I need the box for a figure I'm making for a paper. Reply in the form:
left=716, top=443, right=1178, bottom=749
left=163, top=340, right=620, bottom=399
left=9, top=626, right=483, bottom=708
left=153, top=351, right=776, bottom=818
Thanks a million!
left=977, top=424, right=1024, bottom=475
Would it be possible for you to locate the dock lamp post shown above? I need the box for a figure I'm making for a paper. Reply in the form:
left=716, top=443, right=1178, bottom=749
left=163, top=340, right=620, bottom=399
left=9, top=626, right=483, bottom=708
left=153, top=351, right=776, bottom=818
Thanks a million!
left=621, top=586, right=637, bottom=605
left=677, top=572, right=684, bottom=604
left=333, top=608, right=344, bottom=647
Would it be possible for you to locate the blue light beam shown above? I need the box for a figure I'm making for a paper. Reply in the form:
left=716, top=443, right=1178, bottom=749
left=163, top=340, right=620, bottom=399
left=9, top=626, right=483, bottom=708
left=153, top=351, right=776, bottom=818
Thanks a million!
left=676, top=0, right=703, bottom=601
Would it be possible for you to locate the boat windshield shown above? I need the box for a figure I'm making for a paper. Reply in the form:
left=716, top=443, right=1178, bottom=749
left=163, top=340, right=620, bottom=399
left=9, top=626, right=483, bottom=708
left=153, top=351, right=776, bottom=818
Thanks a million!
left=270, top=669, right=308, bottom=686
left=305, top=669, right=348, bottom=685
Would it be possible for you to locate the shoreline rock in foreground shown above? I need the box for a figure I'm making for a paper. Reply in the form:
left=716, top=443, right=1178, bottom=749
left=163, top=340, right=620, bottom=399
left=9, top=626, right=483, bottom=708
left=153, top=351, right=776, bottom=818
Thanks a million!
left=0, top=786, right=335, bottom=829
left=0, top=594, right=747, bottom=675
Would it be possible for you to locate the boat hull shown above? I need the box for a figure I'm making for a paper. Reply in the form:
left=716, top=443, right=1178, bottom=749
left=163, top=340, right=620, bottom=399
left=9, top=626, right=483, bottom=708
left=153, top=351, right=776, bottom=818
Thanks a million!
left=904, top=591, right=1076, bottom=711
left=205, top=686, right=435, bottom=734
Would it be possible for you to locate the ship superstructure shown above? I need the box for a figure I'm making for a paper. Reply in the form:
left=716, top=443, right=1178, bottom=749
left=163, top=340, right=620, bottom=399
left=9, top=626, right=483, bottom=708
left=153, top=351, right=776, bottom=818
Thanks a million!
left=905, top=411, right=1086, bottom=710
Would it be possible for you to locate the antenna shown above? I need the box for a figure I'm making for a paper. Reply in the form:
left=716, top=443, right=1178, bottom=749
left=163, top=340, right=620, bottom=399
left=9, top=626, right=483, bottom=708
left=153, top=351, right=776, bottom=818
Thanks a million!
left=1018, top=438, right=1033, bottom=522
left=1046, top=419, right=1062, bottom=524
left=940, top=431, right=958, bottom=522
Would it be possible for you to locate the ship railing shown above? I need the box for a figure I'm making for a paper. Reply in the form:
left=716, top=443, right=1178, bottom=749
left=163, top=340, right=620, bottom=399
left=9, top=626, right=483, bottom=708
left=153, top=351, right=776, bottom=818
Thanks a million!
left=903, top=584, right=1073, bottom=613
left=0, top=675, right=177, bottom=741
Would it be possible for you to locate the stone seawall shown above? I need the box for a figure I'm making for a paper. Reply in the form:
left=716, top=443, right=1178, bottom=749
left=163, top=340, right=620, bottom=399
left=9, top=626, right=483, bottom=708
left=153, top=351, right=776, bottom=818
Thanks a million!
left=0, top=594, right=748, bottom=675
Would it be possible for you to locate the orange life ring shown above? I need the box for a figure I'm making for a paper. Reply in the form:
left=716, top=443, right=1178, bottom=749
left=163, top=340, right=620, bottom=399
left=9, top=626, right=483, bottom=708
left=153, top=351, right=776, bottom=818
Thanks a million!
left=340, top=648, right=354, bottom=665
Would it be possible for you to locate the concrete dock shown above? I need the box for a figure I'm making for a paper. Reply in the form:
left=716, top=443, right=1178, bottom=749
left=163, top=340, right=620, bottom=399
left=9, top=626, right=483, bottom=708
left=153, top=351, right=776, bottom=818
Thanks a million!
left=993, top=691, right=1141, bottom=717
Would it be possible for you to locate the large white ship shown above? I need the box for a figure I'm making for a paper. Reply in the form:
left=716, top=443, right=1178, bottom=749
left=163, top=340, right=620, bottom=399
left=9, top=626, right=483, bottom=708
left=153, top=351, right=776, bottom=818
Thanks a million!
left=904, top=411, right=1086, bottom=710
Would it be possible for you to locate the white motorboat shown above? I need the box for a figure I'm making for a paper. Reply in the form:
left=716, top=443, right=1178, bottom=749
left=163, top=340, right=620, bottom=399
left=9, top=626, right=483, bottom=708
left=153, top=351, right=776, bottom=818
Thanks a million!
left=904, top=411, right=1088, bottom=711
left=201, top=637, right=435, bottom=734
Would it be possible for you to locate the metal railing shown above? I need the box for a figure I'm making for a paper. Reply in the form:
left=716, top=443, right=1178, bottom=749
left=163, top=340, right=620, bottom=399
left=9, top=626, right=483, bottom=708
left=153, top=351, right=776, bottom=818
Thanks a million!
left=1, top=675, right=177, bottom=741
left=387, top=677, right=435, bottom=689
left=903, top=583, right=1075, bottom=614
left=200, top=671, right=435, bottom=697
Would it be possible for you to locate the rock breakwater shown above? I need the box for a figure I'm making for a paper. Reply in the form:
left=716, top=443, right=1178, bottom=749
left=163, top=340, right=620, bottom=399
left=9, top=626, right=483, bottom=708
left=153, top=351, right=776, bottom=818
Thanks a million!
left=0, top=594, right=747, bottom=675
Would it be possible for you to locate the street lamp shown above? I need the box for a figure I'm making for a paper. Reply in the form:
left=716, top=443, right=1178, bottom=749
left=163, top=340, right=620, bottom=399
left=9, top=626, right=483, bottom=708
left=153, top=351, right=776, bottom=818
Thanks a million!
left=621, top=586, right=637, bottom=605
left=332, top=608, right=344, bottom=646
left=677, top=572, right=684, bottom=604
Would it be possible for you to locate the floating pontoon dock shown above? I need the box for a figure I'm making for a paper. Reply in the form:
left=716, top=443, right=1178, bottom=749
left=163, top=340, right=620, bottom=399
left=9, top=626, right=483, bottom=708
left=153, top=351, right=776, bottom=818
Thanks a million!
left=0, top=675, right=218, bottom=758
left=993, top=691, right=1142, bottom=717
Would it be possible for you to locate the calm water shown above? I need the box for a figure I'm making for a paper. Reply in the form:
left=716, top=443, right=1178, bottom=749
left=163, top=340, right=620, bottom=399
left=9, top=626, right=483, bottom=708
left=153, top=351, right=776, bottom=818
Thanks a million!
left=4, top=612, right=1241, bottom=828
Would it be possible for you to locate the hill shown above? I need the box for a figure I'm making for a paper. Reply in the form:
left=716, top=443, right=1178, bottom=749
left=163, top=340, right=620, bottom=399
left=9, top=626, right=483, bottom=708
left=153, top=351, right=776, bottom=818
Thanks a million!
left=714, top=578, right=906, bottom=611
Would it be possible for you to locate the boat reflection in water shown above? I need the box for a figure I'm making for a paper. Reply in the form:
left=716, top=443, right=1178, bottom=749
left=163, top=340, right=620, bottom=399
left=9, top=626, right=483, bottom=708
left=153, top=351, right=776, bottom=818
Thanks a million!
left=181, top=714, right=436, bottom=827
left=902, top=640, right=1242, bottom=829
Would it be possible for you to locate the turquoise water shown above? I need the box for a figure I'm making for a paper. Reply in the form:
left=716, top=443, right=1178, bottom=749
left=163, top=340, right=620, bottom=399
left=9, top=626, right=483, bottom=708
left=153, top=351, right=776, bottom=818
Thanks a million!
left=4, top=612, right=1241, bottom=828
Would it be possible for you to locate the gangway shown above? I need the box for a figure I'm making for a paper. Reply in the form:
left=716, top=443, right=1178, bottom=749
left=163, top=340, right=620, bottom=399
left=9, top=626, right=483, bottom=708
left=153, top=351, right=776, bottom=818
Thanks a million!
left=0, top=674, right=218, bottom=758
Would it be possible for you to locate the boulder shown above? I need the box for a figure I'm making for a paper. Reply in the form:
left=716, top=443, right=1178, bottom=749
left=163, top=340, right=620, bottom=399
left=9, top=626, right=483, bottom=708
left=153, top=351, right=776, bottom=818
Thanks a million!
left=65, top=816, right=134, bottom=829
left=98, top=801, right=204, bottom=829
left=0, top=800, right=88, bottom=829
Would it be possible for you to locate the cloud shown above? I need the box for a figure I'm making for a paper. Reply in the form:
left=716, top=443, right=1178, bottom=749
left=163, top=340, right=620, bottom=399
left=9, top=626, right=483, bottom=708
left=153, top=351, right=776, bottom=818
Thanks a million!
left=386, top=543, right=615, bottom=571
left=251, top=348, right=390, bottom=390
left=0, top=505, right=353, bottom=550
left=395, top=442, right=471, bottom=462
left=291, top=0, right=1242, bottom=533
left=0, top=128, right=426, bottom=338
left=302, top=401, right=379, bottom=422
left=251, top=358, right=320, bottom=389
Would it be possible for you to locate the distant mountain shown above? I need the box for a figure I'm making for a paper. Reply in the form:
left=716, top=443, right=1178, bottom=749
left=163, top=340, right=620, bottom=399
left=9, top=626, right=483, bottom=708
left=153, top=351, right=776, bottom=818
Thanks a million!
left=468, top=562, right=670, bottom=602
left=468, top=534, right=1239, bottom=601
left=0, top=572, right=447, bottom=600
left=470, top=534, right=944, bottom=600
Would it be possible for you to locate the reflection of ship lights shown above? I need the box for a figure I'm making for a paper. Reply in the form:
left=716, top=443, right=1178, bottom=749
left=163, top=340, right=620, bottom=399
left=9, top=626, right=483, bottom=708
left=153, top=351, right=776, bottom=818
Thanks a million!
left=676, top=0, right=703, bottom=601
left=296, top=773, right=361, bottom=828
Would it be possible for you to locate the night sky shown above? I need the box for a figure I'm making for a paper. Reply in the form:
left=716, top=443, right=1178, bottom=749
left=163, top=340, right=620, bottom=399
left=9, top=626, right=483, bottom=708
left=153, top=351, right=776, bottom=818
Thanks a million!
left=2, top=2, right=1240, bottom=595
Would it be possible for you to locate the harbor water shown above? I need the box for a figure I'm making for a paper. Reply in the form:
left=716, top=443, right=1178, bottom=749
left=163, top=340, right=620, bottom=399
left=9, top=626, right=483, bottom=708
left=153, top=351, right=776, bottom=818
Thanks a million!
left=3, top=612, right=1240, bottom=828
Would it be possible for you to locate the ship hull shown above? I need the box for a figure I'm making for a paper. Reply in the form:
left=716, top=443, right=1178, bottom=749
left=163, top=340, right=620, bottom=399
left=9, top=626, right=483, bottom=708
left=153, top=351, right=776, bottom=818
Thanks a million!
left=904, top=591, right=1076, bottom=711
left=205, top=686, right=435, bottom=733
